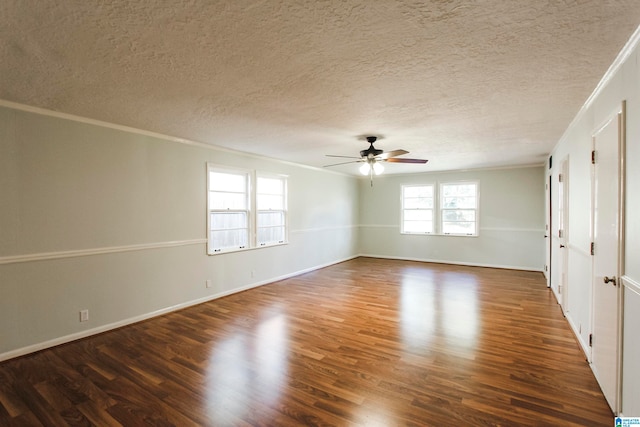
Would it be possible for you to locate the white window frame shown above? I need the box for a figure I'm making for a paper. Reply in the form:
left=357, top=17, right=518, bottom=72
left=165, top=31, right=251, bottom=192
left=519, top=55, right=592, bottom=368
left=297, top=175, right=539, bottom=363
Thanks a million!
left=399, top=180, right=479, bottom=236
left=439, top=181, right=479, bottom=236
left=256, top=173, right=288, bottom=247
left=207, top=163, right=288, bottom=255
left=207, top=165, right=252, bottom=254
left=401, top=184, right=434, bottom=234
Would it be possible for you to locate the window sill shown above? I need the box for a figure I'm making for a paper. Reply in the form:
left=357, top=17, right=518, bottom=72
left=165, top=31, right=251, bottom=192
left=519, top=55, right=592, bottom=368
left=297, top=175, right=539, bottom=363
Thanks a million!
left=207, top=241, right=288, bottom=255
left=401, top=232, right=478, bottom=238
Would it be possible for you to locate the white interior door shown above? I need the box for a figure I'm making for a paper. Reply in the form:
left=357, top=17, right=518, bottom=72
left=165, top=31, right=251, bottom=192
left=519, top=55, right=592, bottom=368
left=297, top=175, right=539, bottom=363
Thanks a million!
left=545, top=174, right=552, bottom=287
left=550, top=160, right=568, bottom=305
left=558, top=159, right=569, bottom=313
left=592, top=111, right=623, bottom=412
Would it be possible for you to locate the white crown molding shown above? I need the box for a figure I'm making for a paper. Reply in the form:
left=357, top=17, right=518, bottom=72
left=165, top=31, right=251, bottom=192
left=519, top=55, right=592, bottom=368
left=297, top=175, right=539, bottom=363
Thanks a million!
left=0, top=99, right=349, bottom=176
left=554, top=24, right=640, bottom=150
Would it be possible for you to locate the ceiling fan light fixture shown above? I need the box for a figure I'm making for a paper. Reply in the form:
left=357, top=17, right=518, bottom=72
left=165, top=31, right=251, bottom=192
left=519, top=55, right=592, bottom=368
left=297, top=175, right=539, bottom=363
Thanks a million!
left=359, top=162, right=371, bottom=175
left=373, top=162, right=384, bottom=175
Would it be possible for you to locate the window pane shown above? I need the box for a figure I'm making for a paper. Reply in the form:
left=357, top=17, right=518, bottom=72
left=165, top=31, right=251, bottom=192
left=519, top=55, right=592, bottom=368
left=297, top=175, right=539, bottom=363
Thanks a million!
left=258, top=226, right=285, bottom=245
left=257, top=194, right=284, bottom=210
left=442, top=196, right=476, bottom=209
left=209, top=172, right=246, bottom=192
left=442, top=210, right=475, bottom=222
left=402, top=185, right=434, bottom=234
left=209, top=192, right=247, bottom=210
left=442, top=184, right=476, bottom=197
left=404, top=209, right=433, bottom=221
left=256, top=176, right=287, bottom=246
left=404, top=221, right=433, bottom=233
left=210, top=229, right=248, bottom=249
left=442, top=221, right=476, bottom=235
left=404, top=197, right=433, bottom=209
left=404, top=186, right=433, bottom=198
left=258, top=211, right=284, bottom=227
left=257, top=177, right=283, bottom=194
left=210, top=212, right=247, bottom=230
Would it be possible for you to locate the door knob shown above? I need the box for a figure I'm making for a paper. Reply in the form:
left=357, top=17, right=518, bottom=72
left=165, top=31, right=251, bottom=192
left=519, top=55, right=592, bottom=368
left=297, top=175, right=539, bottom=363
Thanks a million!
left=560, top=244, right=565, bottom=248
left=604, top=276, right=617, bottom=286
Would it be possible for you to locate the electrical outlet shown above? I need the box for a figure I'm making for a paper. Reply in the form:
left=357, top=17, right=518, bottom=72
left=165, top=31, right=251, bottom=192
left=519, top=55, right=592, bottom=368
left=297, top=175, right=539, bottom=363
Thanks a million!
left=251, top=270, right=255, bottom=278
left=205, top=279, right=212, bottom=288
left=79, top=309, right=89, bottom=322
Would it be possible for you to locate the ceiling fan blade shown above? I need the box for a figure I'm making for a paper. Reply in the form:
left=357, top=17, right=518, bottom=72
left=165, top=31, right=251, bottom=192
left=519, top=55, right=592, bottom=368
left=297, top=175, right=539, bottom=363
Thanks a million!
left=325, top=154, right=362, bottom=159
left=323, top=160, right=363, bottom=167
left=377, top=149, right=409, bottom=159
left=385, top=158, right=429, bottom=164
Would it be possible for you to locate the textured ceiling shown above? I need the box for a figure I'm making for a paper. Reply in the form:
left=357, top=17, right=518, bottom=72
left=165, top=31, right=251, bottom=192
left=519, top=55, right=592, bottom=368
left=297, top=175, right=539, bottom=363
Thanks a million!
left=2, top=1, right=640, bottom=174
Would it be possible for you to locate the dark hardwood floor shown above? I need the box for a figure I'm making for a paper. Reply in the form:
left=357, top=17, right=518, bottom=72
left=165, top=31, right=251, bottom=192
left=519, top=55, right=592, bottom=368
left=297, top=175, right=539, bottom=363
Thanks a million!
left=0, top=257, right=613, bottom=426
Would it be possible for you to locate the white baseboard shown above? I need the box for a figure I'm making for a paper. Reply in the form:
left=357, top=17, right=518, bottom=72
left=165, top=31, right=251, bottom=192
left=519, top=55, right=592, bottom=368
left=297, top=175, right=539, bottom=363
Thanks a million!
left=0, top=255, right=358, bottom=362
left=565, top=313, right=592, bottom=362
left=358, top=253, right=544, bottom=273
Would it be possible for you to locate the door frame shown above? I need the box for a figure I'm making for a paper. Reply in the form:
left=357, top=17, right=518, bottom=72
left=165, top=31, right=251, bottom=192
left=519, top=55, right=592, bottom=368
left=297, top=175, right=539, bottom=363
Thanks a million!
left=559, top=158, right=569, bottom=313
left=545, top=173, right=552, bottom=287
left=549, top=157, right=568, bottom=306
left=590, top=101, right=626, bottom=414
left=616, top=101, right=626, bottom=414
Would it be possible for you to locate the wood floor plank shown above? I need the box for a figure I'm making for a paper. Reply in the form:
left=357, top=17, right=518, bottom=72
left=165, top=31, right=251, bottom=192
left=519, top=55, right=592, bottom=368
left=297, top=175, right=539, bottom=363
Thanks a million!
left=0, top=258, right=613, bottom=426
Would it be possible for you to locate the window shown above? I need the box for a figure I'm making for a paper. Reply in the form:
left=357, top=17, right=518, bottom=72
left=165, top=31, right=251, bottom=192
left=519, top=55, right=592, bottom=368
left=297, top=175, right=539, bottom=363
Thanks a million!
left=440, top=182, right=478, bottom=235
left=207, top=164, right=288, bottom=254
left=400, top=181, right=479, bottom=236
left=402, top=185, right=434, bottom=233
left=207, top=169, right=250, bottom=253
left=257, top=175, right=287, bottom=246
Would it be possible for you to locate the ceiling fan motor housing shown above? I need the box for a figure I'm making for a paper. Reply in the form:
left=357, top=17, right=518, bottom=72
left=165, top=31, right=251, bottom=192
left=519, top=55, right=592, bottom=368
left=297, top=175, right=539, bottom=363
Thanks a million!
left=361, top=136, right=383, bottom=158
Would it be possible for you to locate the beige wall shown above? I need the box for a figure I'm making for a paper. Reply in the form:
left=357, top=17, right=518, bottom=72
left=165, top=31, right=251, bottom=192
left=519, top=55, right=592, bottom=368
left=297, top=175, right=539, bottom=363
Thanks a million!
left=358, top=166, right=545, bottom=271
left=0, top=106, right=359, bottom=359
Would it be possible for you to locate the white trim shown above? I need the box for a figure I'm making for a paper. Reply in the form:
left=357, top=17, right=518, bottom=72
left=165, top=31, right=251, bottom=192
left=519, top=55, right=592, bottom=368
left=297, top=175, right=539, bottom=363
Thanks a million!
left=290, top=225, right=357, bottom=234
left=0, top=254, right=359, bottom=362
left=362, top=163, right=545, bottom=177
left=566, top=312, right=592, bottom=361
left=551, top=283, right=562, bottom=305
left=0, top=239, right=207, bottom=265
left=478, top=227, right=545, bottom=233
left=0, top=99, right=212, bottom=150
left=1, top=100, right=548, bottom=178
left=580, top=29, right=640, bottom=123
left=622, top=275, right=640, bottom=296
left=0, top=99, right=339, bottom=175
left=554, top=25, right=640, bottom=151
left=358, top=253, right=544, bottom=273
left=360, top=224, right=544, bottom=233
left=0, top=227, right=359, bottom=265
